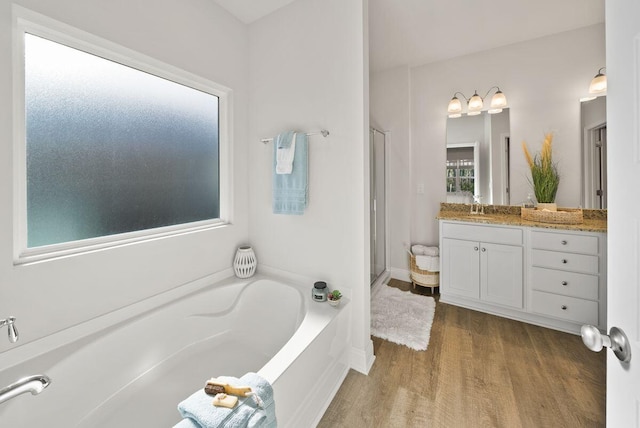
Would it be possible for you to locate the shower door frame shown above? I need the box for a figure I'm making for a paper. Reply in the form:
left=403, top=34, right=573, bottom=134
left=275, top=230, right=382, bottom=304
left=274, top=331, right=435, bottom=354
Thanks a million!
left=370, top=127, right=389, bottom=285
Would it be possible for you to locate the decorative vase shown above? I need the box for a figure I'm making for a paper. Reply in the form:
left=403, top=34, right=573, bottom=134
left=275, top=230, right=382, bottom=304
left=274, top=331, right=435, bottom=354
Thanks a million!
left=233, top=246, right=257, bottom=278
left=328, top=298, right=341, bottom=307
left=537, top=202, right=558, bottom=212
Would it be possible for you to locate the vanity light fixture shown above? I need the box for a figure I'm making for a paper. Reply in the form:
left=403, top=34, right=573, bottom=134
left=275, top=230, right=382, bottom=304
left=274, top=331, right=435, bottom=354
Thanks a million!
left=589, top=67, right=607, bottom=94
left=447, top=86, right=507, bottom=118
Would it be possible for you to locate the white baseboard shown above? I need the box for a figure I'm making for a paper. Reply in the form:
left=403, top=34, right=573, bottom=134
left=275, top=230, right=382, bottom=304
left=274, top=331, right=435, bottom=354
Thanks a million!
left=349, top=339, right=376, bottom=375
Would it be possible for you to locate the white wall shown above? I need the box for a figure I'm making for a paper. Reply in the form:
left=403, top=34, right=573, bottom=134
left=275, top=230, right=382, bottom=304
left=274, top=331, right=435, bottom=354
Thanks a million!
left=247, top=0, right=373, bottom=371
left=369, top=66, right=412, bottom=278
left=0, top=0, right=250, bottom=351
left=373, top=23, right=606, bottom=257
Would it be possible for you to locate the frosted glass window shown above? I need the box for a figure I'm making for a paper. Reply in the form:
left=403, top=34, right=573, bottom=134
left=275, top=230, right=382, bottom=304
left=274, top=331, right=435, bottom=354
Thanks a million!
left=24, top=34, right=220, bottom=248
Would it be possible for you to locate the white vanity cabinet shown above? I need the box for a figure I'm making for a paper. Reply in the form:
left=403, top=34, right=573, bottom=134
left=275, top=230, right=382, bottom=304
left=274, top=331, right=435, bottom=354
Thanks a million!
left=439, top=219, right=607, bottom=334
left=441, top=222, right=523, bottom=309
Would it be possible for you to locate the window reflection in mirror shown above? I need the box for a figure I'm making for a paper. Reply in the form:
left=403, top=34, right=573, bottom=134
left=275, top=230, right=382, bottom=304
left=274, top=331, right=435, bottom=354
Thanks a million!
left=446, top=143, right=478, bottom=202
left=446, top=109, right=510, bottom=205
left=581, top=96, right=607, bottom=209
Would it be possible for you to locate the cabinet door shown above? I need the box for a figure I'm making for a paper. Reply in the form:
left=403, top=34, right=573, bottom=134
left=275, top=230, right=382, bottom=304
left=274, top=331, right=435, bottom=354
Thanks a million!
left=480, top=243, right=523, bottom=308
left=441, top=238, right=480, bottom=298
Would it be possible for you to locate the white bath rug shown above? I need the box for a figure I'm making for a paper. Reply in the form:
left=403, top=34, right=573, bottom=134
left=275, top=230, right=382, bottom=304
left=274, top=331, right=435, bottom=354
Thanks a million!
left=371, top=284, right=436, bottom=351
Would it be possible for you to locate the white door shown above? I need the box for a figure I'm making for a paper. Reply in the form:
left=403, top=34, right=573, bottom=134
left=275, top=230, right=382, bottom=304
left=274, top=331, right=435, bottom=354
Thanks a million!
left=604, top=0, right=640, bottom=425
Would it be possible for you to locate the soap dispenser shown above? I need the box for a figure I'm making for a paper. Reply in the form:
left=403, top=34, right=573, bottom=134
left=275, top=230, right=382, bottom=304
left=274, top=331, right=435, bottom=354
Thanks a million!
left=524, top=193, right=536, bottom=208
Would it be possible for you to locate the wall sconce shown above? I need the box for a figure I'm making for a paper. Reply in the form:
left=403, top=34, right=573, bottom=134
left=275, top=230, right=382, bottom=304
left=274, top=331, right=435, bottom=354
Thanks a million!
left=589, top=67, right=607, bottom=95
left=447, top=86, right=507, bottom=118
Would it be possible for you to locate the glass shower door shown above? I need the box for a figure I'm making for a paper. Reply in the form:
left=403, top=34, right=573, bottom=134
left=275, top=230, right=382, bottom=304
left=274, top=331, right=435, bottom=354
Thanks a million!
left=370, top=128, right=386, bottom=283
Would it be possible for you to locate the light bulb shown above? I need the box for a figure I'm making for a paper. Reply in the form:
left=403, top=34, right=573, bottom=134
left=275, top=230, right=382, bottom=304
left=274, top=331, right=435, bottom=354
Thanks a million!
left=589, top=69, right=607, bottom=94
left=490, top=90, right=507, bottom=109
left=468, top=91, right=483, bottom=112
left=448, top=96, right=462, bottom=114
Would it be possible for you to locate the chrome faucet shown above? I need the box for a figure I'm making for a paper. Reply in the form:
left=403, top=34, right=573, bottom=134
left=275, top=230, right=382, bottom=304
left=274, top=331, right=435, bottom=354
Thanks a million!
left=0, top=375, right=51, bottom=405
left=0, top=317, right=18, bottom=343
left=470, top=195, right=484, bottom=215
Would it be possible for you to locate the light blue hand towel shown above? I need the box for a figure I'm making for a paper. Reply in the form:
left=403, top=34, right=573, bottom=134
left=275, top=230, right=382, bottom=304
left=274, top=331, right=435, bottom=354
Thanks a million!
left=175, top=372, right=276, bottom=428
left=273, top=132, right=308, bottom=215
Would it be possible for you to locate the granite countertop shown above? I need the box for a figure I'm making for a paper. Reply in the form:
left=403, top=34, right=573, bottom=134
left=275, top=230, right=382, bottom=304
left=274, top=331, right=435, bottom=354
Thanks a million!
left=437, top=203, right=607, bottom=233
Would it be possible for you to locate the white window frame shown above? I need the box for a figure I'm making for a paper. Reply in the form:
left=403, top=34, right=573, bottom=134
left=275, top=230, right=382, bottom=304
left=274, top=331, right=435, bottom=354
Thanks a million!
left=12, top=6, right=233, bottom=265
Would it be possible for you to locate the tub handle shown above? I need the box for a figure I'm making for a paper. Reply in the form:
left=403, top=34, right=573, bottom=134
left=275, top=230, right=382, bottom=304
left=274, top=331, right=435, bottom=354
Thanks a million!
left=0, top=374, right=51, bottom=405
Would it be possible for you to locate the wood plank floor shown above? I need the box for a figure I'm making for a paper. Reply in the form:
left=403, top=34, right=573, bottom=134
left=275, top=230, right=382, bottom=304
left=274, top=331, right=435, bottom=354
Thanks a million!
left=317, top=280, right=606, bottom=428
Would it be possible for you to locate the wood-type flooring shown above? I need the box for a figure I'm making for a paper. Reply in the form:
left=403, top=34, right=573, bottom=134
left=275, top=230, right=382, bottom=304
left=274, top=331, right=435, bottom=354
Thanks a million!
left=317, top=279, right=605, bottom=428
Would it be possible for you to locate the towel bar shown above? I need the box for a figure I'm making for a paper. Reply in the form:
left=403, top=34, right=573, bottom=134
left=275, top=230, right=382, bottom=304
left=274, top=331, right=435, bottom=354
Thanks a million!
left=261, top=129, right=329, bottom=144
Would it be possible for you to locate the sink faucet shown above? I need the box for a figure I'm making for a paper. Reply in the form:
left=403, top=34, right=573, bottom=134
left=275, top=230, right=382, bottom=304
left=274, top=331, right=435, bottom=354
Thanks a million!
left=0, top=317, right=18, bottom=343
left=470, top=195, right=484, bottom=215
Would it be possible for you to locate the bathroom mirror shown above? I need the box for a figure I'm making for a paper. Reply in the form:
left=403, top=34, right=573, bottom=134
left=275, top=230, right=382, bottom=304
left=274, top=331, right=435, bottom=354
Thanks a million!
left=446, top=109, right=510, bottom=205
left=581, top=96, right=607, bottom=209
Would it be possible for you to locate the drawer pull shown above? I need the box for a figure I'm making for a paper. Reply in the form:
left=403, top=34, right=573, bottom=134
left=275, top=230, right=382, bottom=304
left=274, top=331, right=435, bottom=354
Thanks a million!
left=561, top=281, right=568, bottom=286
left=474, top=246, right=479, bottom=251
left=481, top=248, right=486, bottom=252
left=561, top=305, right=568, bottom=310
left=562, top=259, right=568, bottom=264
left=561, top=240, right=568, bottom=245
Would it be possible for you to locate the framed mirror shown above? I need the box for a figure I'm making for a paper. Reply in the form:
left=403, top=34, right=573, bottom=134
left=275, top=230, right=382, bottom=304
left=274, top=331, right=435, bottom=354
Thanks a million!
left=446, top=109, right=510, bottom=205
left=581, top=96, right=607, bottom=209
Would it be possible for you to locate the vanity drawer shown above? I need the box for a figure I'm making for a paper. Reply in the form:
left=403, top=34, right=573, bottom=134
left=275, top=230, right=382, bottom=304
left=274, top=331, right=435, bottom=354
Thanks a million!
left=531, top=231, right=599, bottom=255
left=531, top=267, right=598, bottom=300
left=441, top=222, right=522, bottom=245
left=531, top=249, right=599, bottom=274
left=531, top=291, right=598, bottom=325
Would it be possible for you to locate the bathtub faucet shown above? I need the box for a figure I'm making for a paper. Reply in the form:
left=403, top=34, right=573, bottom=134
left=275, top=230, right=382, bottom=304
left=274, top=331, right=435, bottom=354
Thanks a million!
left=0, top=374, right=51, bottom=405
left=0, top=317, right=18, bottom=343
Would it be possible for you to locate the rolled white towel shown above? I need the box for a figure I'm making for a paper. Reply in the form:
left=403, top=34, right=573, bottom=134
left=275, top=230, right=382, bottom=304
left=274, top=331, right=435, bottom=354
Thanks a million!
left=415, top=255, right=440, bottom=272
left=423, top=247, right=439, bottom=256
left=411, top=245, right=426, bottom=255
left=412, top=245, right=439, bottom=256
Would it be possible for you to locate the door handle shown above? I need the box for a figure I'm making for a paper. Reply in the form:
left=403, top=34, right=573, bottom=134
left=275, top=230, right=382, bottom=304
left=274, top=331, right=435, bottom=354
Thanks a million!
left=581, top=325, right=631, bottom=363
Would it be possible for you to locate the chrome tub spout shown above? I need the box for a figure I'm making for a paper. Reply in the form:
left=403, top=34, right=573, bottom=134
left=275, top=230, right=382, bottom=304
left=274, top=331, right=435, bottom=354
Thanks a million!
left=0, top=375, right=51, bottom=405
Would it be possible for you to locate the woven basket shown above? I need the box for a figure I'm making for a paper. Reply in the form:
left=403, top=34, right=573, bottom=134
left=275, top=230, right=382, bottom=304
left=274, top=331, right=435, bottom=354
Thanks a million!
left=521, top=207, right=583, bottom=225
left=409, top=253, right=439, bottom=287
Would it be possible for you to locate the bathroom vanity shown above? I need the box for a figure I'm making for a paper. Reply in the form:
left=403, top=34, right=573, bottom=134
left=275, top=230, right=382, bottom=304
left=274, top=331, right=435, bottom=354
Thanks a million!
left=438, top=204, right=607, bottom=334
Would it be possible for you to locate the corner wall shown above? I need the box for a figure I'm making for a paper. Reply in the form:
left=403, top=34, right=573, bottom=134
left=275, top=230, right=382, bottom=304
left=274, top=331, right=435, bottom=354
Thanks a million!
left=369, top=66, right=412, bottom=278
left=248, top=0, right=373, bottom=372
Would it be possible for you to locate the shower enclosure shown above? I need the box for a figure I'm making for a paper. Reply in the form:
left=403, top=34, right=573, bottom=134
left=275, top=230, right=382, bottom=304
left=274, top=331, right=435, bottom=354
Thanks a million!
left=370, top=128, right=387, bottom=284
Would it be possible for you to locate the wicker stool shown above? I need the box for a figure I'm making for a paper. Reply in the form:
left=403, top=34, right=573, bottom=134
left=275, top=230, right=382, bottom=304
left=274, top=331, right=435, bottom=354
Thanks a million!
left=409, top=252, right=439, bottom=294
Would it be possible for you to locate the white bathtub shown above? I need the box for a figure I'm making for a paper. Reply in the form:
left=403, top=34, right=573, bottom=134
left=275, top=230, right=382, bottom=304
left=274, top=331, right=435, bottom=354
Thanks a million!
left=0, top=273, right=351, bottom=427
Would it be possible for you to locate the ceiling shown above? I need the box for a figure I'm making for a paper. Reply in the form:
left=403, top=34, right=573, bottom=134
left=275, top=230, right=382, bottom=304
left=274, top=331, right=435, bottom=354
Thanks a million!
left=212, top=0, right=605, bottom=73
left=211, top=0, right=298, bottom=24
